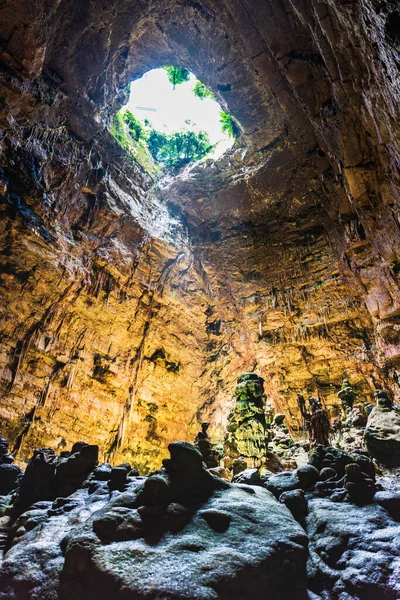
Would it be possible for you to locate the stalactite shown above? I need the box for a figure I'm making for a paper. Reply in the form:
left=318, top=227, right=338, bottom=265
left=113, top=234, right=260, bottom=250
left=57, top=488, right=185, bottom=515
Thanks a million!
left=66, top=359, right=78, bottom=391
left=106, top=386, right=135, bottom=462
left=40, top=380, right=52, bottom=407
left=106, top=253, right=185, bottom=462
left=9, top=281, right=79, bottom=392
left=9, top=328, right=38, bottom=391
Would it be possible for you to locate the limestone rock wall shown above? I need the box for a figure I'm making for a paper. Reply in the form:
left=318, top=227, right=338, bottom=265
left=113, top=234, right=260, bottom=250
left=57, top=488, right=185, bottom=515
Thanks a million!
left=0, top=0, right=399, bottom=470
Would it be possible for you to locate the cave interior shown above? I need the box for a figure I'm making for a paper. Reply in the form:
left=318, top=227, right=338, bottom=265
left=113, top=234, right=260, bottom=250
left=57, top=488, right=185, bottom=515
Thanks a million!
left=0, top=1, right=400, bottom=599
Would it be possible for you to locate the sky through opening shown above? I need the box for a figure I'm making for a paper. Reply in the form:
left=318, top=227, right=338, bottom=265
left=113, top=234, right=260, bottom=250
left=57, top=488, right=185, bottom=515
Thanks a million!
left=124, top=68, right=234, bottom=160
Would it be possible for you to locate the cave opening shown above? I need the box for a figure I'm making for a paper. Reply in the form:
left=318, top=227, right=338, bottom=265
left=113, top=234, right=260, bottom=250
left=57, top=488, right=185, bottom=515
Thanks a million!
left=109, top=66, right=238, bottom=175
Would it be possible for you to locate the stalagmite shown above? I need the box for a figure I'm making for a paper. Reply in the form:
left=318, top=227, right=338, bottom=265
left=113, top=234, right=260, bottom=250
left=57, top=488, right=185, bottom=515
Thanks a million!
left=0, top=1, right=400, bottom=596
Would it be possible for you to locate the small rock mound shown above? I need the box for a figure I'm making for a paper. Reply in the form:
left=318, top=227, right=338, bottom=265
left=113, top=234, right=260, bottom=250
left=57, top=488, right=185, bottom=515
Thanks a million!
left=14, top=441, right=98, bottom=514
left=364, top=390, right=400, bottom=466
left=309, top=446, right=375, bottom=479
left=0, top=432, right=23, bottom=497
left=60, top=441, right=309, bottom=600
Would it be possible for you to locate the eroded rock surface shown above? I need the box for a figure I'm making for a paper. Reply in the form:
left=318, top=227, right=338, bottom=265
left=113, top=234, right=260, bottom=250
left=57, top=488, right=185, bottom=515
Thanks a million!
left=1, top=439, right=400, bottom=599
left=365, top=391, right=400, bottom=466
left=0, top=442, right=309, bottom=600
left=307, top=495, right=400, bottom=599
left=0, top=0, right=399, bottom=469
left=224, top=373, right=269, bottom=468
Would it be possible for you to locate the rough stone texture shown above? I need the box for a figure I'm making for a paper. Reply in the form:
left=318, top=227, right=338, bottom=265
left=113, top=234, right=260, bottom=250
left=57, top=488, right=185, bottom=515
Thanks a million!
left=365, top=403, right=400, bottom=466
left=307, top=496, right=400, bottom=599
left=1, top=441, right=400, bottom=599
left=61, top=484, right=308, bottom=600
left=0, top=432, right=22, bottom=495
left=309, top=446, right=375, bottom=479
left=13, top=442, right=98, bottom=513
left=0, top=489, right=111, bottom=600
left=266, top=471, right=302, bottom=499
left=0, top=464, right=23, bottom=497
left=224, top=373, right=268, bottom=467
left=0, top=0, right=399, bottom=469
left=0, top=442, right=309, bottom=600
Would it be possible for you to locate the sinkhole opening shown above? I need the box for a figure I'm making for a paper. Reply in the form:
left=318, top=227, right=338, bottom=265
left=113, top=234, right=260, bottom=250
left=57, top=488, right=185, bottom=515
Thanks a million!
left=110, top=66, right=239, bottom=175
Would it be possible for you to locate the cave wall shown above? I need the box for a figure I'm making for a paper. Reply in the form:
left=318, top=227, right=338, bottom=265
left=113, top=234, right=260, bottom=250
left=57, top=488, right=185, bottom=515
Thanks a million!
left=0, top=0, right=399, bottom=470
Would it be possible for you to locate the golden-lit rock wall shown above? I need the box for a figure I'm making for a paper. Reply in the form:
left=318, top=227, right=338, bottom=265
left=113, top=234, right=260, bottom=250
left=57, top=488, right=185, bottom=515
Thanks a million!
left=0, top=0, right=399, bottom=470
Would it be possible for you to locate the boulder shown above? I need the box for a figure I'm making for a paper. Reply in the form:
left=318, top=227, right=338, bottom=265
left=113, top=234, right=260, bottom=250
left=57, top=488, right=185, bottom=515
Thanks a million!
left=265, top=471, right=302, bottom=499
left=364, top=404, right=400, bottom=466
left=307, top=496, right=400, bottom=598
left=0, top=433, right=8, bottom=460
left=56, top=443, right=98, bottom=496
left=231, top=468, right=262, bottom=486
left=279, top=489, right=308, bottom=522
left=319, top=467, right=336, bottom=481
left=61, top=485, right=308, bottom=600
left=344, top=463, right=376, bottom=506
left=231, top=458, right=248, bottom=476
left=0, top=442, right=309, bottom=600
left=161, top=442, right=229, bottom=505
left=0, top=433, right=14, bottom=466
left=16, top=448, right=60, bottom=510
left=93, top=464, right=112, bottom=481
left=108, top=467, right=128, bottom=492
left=374, top=490, right=400, bottom=519
left=0, top=486, right=111, bottom=600
left=14, top=443, right=98, bottom=513
left=296, top=465, right=319, bottom=489
left=309, top=446, right=375, bottom=479
left=0, top=464, right=23, bottom=496
left=208, top=466, right=231, bottom=481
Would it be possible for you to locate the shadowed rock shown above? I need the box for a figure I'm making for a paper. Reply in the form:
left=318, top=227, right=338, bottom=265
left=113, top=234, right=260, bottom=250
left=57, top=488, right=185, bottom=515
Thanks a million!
left=364, top=390, right=400, bottom=466
left=59, top=441, right=308, bottom=600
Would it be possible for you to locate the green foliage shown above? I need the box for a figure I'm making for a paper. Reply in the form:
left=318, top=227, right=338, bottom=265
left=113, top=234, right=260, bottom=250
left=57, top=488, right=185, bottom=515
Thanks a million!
left=110, top=109, right=157, bottom=175
left=164, top=66, right=190, bottom=89
left=123, top=110, right=143, bottom=141
left=147, top=129, right=213, bottom=169
left=193, top=80, right=215, bottom=100
left=110, top=108, right=212, bottom=173
left=220, top=111, right=239, bottom=138
left=147, top=130, right=168, bottom=161
left=110, top=111, right=130, bottom=150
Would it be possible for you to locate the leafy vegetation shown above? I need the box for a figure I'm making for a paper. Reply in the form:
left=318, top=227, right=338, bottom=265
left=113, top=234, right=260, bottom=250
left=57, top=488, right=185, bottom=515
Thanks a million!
left=110, top=108, right=212, bottom=173
left=123, top=110, right=143, bottom=141
left=193, top=80, right=215, bottom=101
left=220, top=111, right=239, bottom=138
left=147, top=129, right=213, bottom=169
left=192, top=79, right=239, bottom=140
left=110, top=111, right=131, bottom=151
left=163, top=66, right=190, bottom=89
left=110, top=110, right=157, bottom=175
left=110, top=69, right=238, bottom=174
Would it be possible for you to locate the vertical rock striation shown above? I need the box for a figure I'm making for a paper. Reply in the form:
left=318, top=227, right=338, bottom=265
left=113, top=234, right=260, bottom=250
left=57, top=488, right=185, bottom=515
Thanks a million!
left=0, top=0, right=399, bottom=469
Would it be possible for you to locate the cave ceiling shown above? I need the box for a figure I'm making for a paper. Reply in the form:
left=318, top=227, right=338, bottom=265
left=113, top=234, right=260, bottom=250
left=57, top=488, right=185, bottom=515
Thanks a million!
left=0, top=0, right=399, bottom=469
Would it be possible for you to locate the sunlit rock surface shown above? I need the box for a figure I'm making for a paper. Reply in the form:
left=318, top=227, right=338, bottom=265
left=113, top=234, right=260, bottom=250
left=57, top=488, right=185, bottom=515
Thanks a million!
left=224, top=373, right=269, bottom=467
left=307, top=496, right=400, bottom=599
left=0, top=0, right=399, bottom=470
